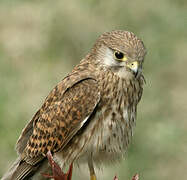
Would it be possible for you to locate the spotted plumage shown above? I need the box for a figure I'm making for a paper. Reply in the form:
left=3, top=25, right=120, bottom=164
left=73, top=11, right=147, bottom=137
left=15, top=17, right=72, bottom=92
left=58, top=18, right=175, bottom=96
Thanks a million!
left=2, top=30, right=146, bottom=180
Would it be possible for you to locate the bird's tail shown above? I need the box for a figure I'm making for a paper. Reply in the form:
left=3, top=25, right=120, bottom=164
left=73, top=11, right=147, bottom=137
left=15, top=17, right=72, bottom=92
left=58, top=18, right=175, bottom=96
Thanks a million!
left=2, top=157, right=50, bottom=180
left=2, top=157, right=21, bottom=180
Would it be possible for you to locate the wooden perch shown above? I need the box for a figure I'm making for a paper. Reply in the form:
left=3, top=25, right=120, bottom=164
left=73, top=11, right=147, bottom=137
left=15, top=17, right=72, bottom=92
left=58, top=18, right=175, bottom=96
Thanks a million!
left=42, top=151, right=73, bottom=180
left=42, top=151, right=139, bottom=180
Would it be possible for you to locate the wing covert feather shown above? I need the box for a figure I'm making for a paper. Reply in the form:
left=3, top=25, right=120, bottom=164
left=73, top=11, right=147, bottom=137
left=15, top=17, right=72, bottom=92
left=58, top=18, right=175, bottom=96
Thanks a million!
left=16, top=67, right=96, bottom=154
left=23, top=78, right=100, bottom=162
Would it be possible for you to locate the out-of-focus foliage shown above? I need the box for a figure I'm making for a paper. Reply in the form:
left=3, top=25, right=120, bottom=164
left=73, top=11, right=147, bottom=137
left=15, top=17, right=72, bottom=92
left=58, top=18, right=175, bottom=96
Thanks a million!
left=0, top=0, right=187, bottom=180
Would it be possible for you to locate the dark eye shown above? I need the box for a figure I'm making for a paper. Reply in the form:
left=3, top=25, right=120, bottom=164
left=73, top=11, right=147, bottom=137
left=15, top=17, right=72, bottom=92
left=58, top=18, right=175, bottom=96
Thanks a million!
left=114, top=51, right=124, bottom=60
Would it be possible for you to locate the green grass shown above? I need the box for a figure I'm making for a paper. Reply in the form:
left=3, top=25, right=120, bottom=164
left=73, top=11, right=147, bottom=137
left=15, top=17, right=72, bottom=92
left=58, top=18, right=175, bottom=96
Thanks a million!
left=0, top=0, right=187, bottom=179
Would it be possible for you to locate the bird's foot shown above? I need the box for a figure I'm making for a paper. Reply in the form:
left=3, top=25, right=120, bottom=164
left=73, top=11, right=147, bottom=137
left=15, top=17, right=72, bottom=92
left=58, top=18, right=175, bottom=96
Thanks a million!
left=90, top=174, right=97, bottom=180
left=42, top=151, right=73, bottom=180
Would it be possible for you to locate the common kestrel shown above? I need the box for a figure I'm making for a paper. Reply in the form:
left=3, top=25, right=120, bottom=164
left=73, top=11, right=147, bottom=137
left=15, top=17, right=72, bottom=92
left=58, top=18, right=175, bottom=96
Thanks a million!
left=2, top=30, right=146, bottom=180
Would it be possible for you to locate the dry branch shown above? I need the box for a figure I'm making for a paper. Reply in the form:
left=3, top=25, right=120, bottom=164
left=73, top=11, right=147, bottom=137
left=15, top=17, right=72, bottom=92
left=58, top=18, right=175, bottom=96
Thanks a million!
left=42, top=151, right=139, bottom=180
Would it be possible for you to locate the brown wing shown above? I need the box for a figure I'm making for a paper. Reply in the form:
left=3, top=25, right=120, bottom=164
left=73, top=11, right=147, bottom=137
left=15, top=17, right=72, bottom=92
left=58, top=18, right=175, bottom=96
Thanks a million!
left=11, top=65, right=100, bottom=180
left=16, top=67, right=97, bottom=155
left=20, top=77, right=100, bottom=164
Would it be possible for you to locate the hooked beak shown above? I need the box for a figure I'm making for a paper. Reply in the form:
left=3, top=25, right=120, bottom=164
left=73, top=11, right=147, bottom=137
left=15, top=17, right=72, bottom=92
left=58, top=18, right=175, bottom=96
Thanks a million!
left=126, top=61, right=140, bottom=77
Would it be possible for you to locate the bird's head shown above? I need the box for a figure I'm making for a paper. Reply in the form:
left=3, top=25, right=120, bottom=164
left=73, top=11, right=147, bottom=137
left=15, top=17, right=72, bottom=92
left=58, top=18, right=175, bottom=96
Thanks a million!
left=91, top=30, right=147, bottom=78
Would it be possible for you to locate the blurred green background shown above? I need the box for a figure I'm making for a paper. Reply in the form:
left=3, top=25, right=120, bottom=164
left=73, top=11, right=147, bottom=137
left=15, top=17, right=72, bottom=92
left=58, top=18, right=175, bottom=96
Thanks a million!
left=0, top=0, right=187, bottom=179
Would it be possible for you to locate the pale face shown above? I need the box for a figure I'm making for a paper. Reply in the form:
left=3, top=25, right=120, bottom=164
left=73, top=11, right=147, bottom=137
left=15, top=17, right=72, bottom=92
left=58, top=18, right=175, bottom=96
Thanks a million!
left=102, top=46, right=143, bottom=78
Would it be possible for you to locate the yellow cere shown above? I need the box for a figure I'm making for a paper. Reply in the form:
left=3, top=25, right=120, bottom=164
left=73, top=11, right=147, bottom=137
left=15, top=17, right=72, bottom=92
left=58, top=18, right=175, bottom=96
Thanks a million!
left=128, top=61, right=138, bottom=68
left=127, top=61, right=139, bottom=72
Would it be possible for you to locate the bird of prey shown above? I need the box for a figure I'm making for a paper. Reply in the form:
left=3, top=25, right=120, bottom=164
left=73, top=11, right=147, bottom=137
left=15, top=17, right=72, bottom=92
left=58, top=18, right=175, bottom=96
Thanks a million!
left=2, top=30, right=147, bottom=180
